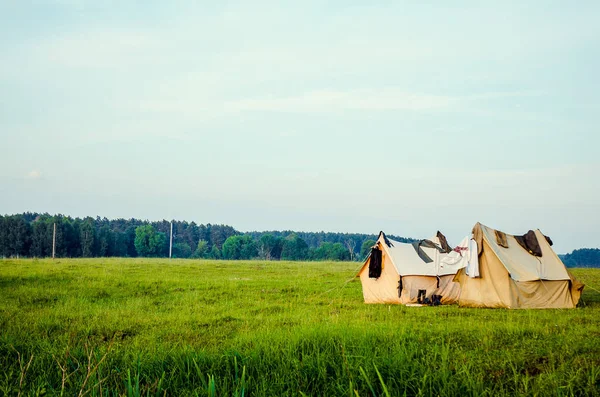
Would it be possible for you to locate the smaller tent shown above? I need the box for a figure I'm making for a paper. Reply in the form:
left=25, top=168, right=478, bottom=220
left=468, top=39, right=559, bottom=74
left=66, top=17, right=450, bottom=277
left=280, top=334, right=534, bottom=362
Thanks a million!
left=453, top=223, right=584, bottom=309
left=357, top=231, right=461, bottom=305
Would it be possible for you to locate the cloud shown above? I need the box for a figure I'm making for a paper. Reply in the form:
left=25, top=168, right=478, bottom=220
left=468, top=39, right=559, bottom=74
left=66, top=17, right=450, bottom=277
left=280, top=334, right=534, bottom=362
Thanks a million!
left=26, top=170, right=42, bottom=180
left=131, top=88, right=538, bottom=118
left=129, top=90, right=452, bottom=120
left=229, top=89, right=455, bottom=112
left=30, top=30, right=162, bottom=70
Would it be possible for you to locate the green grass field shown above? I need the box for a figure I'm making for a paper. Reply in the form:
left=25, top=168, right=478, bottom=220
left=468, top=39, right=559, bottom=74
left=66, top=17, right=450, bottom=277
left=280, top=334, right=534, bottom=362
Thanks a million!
left=1, top=258, right=599, bottom=396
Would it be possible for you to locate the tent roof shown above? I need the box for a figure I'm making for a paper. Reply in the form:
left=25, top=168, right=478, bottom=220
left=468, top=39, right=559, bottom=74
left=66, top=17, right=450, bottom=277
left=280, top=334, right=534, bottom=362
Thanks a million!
left=476, top=223, right=570, bottom=281
left=380, top=234, right=456, bottom=277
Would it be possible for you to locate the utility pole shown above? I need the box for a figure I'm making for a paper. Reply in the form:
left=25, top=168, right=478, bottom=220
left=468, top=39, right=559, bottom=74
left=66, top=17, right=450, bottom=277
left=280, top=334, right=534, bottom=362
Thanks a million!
left=169, top=221, right=173, bottom=259
left=52, top=223, right=56, bottom=259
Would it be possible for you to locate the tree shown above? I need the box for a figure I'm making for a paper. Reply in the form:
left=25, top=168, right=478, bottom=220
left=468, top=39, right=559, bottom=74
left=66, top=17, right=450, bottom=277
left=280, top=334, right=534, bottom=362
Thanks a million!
left=113, top=231, right=129, bottom=257
left=97, top=224, right=113, bottom=257
left=311, top=242, right=350, bottom=261
left=150, top=220, right=171, bottom=257
left=208, top=245, right=221, bottom=259
left=179, top=221, right=199, bottom=254
left=222, top=235, right=257, bottom=260
left=172, top=242, right=192, bottom=258
left=360, top=239, right=377, bottom=259
left=30, top=217, right=51, bottom=257
left=210, top=225, right=239, bottom=249
left=125, top=225, right=138, bottom=257
left=330, top=242, right=350, bottom=261
left=281, top=234, right=309, bottom=261
left=344, top=238, right=356, bottom=261
left=80, top=218, right=96, bottom=257
left=257, top=234, right=283, bottom=260
left=134, top=225, right=167, bottom=257
left=192, top=240, right=209, bottom=259
left=61, top=217, right=80, bottom=257
left=0, top=216, right=7, bottom=257
left=6, top=215, right=31, bottom=257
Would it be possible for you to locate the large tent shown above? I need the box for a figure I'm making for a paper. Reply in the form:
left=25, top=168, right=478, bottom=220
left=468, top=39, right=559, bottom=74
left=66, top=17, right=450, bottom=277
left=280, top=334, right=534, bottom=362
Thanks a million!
left=357, top=231, right=461, bottom=304
left=453, top=223, right=584, bottom=309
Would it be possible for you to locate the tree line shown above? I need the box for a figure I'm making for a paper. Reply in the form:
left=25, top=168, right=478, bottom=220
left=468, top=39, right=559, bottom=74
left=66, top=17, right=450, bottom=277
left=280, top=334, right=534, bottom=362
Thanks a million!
left=0, top=213, right=236, bottom=259
left=0, top=213, right=411, bottom=261
left=245, top=230, right=412, bottom=261
left=560, top=249, right=600, bottom=268
left=3, top=213, right=598, bottom=265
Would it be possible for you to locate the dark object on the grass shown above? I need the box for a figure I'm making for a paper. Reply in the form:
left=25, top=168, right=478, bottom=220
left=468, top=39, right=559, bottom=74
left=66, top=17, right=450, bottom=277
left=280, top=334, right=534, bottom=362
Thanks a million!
left=417, top=289, right=427, bottom=304
left=431, top=294, right=442, bottom=306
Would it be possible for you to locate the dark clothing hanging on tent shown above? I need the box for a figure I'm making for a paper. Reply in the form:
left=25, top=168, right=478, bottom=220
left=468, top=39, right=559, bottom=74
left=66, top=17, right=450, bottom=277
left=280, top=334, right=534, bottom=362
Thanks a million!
left=495, top=230, right=509, bottom=248
left=436, top=231, right=452, bottom=253
left=379, top=231, right=394, bottom=247
left=412, top=239, right=446, bottom=263
left=369, top=248, right=383, bottom=278
left=524, top=230, right=543, bottom=257
left=514, top=235, right=527, bottom=252
left=397, top=278, right=403, bottom=297
left=514, top=230, right=543, bottom=257
left=412, top=241, right=433, bottom=263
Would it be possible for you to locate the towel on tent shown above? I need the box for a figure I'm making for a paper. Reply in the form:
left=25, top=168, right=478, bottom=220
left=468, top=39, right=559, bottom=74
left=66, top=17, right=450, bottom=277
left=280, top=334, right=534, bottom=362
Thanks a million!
left=440, top=236, right=480, bottom=278
left=495, top=230, right=509, bottom=248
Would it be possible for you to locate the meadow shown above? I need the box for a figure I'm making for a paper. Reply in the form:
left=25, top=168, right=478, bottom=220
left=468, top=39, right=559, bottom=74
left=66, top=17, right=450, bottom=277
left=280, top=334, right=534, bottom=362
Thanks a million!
left=0, top=258, right=599, bottom=396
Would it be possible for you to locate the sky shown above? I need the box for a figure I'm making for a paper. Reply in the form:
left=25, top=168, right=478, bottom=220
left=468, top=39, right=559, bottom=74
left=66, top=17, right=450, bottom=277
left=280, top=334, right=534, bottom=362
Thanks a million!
left=1, top=1, right=599, bottom=253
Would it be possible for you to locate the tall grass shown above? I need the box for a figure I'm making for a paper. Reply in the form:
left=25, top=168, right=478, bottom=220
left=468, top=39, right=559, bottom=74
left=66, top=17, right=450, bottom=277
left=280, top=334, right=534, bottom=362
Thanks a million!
left=0, top=258, right=599, bottom=396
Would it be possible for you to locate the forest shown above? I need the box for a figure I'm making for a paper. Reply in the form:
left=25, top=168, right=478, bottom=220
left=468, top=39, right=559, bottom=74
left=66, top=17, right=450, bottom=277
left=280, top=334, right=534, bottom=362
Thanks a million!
left=559, top=249, right=600, bottom=268
left=2, top=213, right=598, bottom=265
left=0, top=213, right=410, bottom=261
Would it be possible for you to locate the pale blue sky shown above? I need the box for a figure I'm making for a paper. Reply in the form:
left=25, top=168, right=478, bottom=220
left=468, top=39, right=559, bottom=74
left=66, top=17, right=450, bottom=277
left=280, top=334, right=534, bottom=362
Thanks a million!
left=1, top=1, right=599, bottom=252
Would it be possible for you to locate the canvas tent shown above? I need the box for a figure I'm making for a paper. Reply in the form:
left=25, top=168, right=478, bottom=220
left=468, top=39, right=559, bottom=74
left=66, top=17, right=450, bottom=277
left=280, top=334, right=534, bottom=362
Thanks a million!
left=357, top=231, right=461, bottom=304
left=453, top=223, right=584, bottom=309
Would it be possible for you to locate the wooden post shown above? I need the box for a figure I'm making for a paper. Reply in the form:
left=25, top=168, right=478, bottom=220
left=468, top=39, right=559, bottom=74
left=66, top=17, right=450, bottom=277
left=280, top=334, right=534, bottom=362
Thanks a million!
left=52, top=223, right=56, bottom=259
left=169, top=221, right=173, bottom=259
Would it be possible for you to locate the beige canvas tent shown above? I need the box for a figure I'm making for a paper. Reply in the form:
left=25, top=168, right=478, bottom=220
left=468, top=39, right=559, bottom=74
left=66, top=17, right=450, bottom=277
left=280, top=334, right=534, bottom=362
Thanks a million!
left=357, top=231, right=461, bottom=304
left=453, top=223, right=584, bottom=309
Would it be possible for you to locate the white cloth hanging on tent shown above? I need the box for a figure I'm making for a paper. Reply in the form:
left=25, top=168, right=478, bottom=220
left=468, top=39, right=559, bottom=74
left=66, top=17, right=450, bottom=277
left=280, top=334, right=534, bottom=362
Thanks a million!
left=465, top=238, right=480, bottom=278
left=440, top=236, right=480, bottom=278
